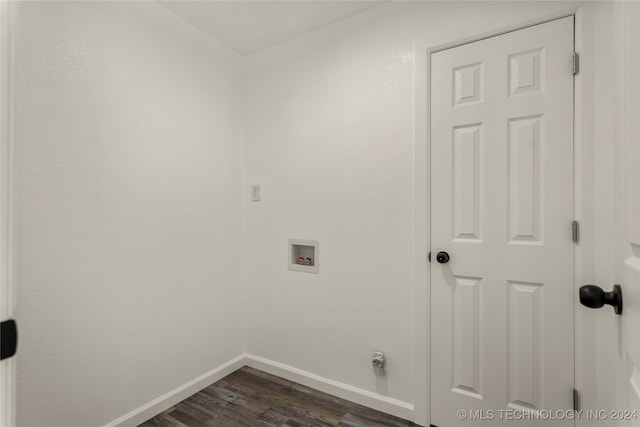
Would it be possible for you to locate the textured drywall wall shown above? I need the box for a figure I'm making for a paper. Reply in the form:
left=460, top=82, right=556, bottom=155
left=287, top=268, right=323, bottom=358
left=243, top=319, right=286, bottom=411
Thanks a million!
left=13, top=2, right=245, bottom=426
left=243, top=0, right=580, bottom=411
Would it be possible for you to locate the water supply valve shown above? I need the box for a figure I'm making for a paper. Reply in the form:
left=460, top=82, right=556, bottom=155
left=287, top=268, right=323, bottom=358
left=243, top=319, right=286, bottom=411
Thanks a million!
left=372, top=352, right=386, bottom=376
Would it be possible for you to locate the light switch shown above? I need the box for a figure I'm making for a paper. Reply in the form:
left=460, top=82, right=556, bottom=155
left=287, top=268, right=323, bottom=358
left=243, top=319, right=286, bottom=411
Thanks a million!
left=251, top=184, right=260, bottom=202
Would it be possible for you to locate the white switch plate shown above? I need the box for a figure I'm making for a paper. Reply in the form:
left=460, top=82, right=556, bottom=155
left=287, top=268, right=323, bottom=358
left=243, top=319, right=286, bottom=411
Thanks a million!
left=251, top=184, right=261, bottom=202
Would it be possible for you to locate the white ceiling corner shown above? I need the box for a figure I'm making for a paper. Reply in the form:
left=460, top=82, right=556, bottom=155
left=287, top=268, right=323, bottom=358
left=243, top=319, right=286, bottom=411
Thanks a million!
left=159, top=1, right=387, bottom=55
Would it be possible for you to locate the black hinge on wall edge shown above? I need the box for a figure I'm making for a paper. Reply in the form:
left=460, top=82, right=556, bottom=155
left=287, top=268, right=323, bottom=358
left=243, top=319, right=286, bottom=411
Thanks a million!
left=573, top=388, right=580, bottom=411
left=572, top=220, right=579, bottom=244
left=573, top=52, right=580, bottom=75
left=1, top=319, right=18, bottom=360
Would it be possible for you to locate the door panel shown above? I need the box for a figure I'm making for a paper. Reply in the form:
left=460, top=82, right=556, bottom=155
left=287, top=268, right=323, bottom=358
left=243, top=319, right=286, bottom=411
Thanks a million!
left=620, top=0, right=640, bottom=414
left=0, top=2, right=17, bottom=426
left=431, top=17, right=574, bottom=426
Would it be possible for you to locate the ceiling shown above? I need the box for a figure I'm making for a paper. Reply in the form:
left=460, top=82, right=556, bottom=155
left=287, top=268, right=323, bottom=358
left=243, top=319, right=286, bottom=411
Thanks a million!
left=159, top=1, right=387, bottom=55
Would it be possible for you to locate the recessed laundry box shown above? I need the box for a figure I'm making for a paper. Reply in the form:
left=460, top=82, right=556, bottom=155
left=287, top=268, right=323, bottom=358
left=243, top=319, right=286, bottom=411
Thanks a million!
left=288, top=239, right=319, bottom=274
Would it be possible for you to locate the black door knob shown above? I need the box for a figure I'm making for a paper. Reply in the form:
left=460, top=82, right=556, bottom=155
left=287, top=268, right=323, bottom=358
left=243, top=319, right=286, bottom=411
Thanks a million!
left=436, top=251, right=450, bottom=264
left=0, top=319, right=17, bottom=360
left=579, top=284, right=623, bottom=315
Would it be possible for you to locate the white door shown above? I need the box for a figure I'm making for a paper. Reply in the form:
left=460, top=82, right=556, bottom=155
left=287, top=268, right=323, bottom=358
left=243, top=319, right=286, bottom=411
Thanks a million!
left=0, top=2, right=17, bottom=426
left=615, top=0, right=640, bottom=417
left=430, top=17, right=575, bottom=426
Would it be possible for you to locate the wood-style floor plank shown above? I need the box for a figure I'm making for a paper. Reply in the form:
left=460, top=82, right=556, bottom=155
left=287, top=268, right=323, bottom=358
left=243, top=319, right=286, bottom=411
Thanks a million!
left=139, top=367, right=416, bottom=427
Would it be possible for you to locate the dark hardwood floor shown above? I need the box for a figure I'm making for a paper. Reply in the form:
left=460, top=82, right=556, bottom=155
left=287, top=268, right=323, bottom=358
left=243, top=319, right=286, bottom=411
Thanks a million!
left=139, top=366, right=417, bottom=427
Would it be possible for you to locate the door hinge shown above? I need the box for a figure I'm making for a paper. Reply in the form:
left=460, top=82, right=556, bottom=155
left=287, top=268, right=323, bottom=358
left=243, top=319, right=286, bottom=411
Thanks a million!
left=572, top=220, right=579, bottom=244
left=428, top=251, right=431, bottom=263
left=573, top=388, right=580, bottom=411
left=573, top=52, right=580, bottom=75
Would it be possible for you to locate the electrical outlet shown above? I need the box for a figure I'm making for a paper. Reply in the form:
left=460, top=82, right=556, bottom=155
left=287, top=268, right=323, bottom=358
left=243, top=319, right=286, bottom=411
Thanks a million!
left=251, top=184, right=261, bottom=202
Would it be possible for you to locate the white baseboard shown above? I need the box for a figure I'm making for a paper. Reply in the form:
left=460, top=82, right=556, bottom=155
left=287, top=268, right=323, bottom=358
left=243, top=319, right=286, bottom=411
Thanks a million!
left=103, top=353, right=416, bottom=426
left=103, top=354, right=247, bottom=427
left=243, top=354, right=415, bottom=421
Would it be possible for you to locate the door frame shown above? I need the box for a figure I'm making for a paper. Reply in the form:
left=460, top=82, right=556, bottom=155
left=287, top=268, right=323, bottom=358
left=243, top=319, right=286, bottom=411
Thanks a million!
left=1, top=1, right=18, bottom=426
left=415, top=5, right=593, bottom=425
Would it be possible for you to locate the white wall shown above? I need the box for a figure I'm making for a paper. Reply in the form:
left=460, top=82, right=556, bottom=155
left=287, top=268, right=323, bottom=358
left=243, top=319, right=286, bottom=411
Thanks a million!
left=13, top=2, right=246, bottom=426
left=243, top=1, right=579, bottom=421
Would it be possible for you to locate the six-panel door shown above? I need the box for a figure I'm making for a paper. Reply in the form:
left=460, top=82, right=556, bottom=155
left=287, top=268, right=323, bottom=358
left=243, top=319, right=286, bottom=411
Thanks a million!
left=430, top=16, right=575, bottom=426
